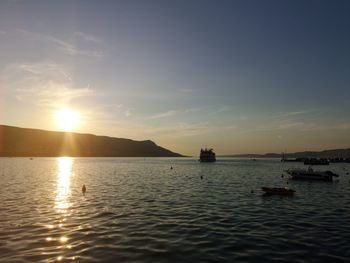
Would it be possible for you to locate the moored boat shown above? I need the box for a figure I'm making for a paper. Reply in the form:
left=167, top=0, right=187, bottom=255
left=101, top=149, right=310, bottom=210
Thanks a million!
left=262, top=187, right=295, bottom=195
left=281, top=152, right=300, bottom=162
left=286, top=167, right=339, bottom=181
left=303, top=158, right=329, bottom=165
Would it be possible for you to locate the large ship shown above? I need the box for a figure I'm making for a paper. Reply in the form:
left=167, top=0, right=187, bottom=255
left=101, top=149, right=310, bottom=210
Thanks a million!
left=200, top=147, right=216, bottom=162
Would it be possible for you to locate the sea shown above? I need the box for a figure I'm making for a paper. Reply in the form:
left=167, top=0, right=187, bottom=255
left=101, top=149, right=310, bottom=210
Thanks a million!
left=0, top=157, right=349, bottom=263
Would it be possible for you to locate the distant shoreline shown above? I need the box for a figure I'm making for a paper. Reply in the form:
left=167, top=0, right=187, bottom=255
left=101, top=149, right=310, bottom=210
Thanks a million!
left=219, top=148, right=350, bottom=159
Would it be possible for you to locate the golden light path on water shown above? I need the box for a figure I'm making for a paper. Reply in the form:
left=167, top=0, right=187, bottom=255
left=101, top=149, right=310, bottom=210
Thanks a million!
left=48, top=157, right=75, bottom=261
left=55, top=157, right=73, bottom=213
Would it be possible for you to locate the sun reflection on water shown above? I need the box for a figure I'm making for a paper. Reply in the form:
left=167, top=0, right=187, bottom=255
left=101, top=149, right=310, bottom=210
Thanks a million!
left=55, top=157, right=73, bottom=213
left=46, top=157, right=75, bottom=260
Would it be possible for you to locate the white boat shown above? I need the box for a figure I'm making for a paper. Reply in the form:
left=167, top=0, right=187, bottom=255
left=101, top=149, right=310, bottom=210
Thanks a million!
left=286, top=167, right=339, bottom=181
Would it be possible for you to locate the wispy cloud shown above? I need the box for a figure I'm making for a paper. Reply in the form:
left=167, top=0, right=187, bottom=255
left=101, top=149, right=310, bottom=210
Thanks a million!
left=147, top=107, right=204, bottom=120
left=0, top=30, right=6, bottom=35
left=148, top=110, right=179, bottom=119
left=276, top=120, right=349, bottom=132
left=74, top=31, right=102, bottom=43
left=3, top=61, right=94, bottom=108
left=225, top=125, right=237, bottom=130
left=333, top=123, right=350, bottom=130
left=146, top=122, right=236, bottom=138
left=18, top=29, right=103, bottom=58
left=278, top=121, right=312, bottom=130
left=125, top=108, right=133, bottom=117
left=13, top=62, right=71, bottom=81
left=184, top=107, right=203, bottom=113
left=144, top=122, right=211, bottom=138
left=211, top=105, right=231, bottom=115
left=279, top=122, right=350, bottom=132
left=177, top=88, right=199, bottom=93
left=279, top=109, right=315, bottom=118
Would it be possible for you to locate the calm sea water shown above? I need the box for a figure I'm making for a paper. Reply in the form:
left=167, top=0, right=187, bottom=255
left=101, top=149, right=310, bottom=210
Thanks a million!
left=0, top=157, right=349, bottom=263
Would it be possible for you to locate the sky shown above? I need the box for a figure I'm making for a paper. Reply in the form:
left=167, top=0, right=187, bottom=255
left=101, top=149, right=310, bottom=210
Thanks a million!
left=1, top=0, right=350, bottom=156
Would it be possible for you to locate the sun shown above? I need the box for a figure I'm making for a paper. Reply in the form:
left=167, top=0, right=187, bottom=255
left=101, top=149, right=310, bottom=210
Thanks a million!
left=55, top=108, right=80, bottom=132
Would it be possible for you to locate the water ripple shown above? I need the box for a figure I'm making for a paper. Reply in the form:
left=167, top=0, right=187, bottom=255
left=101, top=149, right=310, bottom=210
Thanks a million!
left=0, top=157, right=350, bottom=262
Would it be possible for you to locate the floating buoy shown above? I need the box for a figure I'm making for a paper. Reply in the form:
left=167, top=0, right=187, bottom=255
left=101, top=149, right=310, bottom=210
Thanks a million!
left=200, top=175, right=203, bottom=180
left=170, top=166, right=173, bottom=170
left=251, top=190, right=254, bottom=193
left=286, top=181, right=289, bottom=185
left=281, top=174, right=284, bottom=178
left=82, top=184, right=86, bottom=194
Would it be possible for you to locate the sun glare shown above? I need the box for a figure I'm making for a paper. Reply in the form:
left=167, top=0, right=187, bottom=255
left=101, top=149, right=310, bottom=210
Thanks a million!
left=56, top=108, right=80, bottom=132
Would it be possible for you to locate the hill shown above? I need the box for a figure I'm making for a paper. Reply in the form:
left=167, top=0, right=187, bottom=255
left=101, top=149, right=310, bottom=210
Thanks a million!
left=0, top=125, right=183, bottom=157
left=222, top=149, right=350, bottom=159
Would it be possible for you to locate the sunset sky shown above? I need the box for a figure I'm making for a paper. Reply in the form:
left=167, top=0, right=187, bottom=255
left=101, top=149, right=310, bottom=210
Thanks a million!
left=1, top=0, right=350, bottom=155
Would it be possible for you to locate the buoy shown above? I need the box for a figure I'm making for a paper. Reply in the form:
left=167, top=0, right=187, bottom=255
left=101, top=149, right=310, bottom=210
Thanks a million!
left=251, top=190, right=254, bottom=193
left=170, top=166, right=173, bottom=170
left=200, top=175, right=203, bottom=180
left=82, top=184, right=86, bottom=194
left=281, top=174, right=284, bottom=178
left=286, top=181, right=289, bottom=185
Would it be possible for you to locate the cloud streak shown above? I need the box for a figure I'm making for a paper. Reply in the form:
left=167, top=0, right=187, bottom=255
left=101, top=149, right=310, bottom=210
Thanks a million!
left=147, top=107, right=204, bottom=120
left=74, top=31, right=102, bottom=43
left=18, top=29, right=103, bottom=58
left=148, top=110, right=179, bottom=119
left=3, top=61, right=95, bottom=108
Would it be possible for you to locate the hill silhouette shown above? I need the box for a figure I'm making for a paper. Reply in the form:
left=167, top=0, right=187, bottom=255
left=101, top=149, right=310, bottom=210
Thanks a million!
left=223, top=149, right=350, bottom=159
left=0, top=125, right=183, bottom=157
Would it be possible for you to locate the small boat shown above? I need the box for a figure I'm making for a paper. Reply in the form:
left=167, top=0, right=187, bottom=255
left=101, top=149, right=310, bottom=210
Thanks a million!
left=286, top=167, right=339, bottom=181
left=303, top=158, right=329, bottom=165
left=262, top=187, right=295, bottom=195
left=281, top=152, right=301, bottom=162
left=329, top=158, right=350, bottom=163
left=199, top=147, right=216, bottom=162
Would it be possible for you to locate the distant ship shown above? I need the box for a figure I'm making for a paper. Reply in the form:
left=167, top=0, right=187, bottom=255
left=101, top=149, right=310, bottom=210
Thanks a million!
left=200, top=147, right=216, bottom=162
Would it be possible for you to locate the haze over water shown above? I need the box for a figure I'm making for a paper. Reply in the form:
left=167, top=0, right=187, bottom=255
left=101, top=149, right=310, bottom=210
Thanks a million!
left=1, top=157, right=349, bottom=262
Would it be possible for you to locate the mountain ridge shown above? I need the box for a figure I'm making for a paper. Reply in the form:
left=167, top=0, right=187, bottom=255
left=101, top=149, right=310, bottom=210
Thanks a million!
left=221, top=148, right=350, bottom=158
left=0, top=125, right=183, bottom=157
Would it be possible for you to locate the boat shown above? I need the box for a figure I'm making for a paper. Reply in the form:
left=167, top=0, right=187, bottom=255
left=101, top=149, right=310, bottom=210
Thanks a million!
left=303, top=158, right=329, bottom=165
left=199, top=147, right=216, bottom=162
left=286, top=167, right=339, bottom=181
left=262, top=187, right=295, bottom=195
left=281, top=152, right=300, bottom=162
left=329, top=158, right=350, bottom=163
